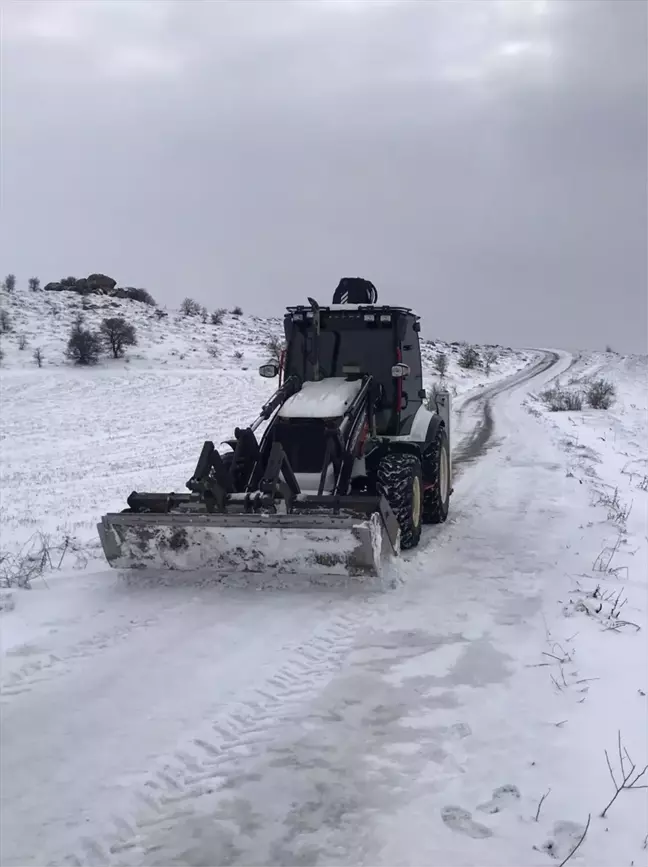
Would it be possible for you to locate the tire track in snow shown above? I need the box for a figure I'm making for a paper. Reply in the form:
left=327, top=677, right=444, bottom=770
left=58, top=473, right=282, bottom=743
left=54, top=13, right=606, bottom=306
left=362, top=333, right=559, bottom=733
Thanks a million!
left=453, top=350, right=561, bottom=467
left=55, top=604, right=389, bottom=867
left=1, top=614, right=161, bottom=701
left=412, top=350, right=564, bottom=558
left=1, top=587, right=207, bottom=703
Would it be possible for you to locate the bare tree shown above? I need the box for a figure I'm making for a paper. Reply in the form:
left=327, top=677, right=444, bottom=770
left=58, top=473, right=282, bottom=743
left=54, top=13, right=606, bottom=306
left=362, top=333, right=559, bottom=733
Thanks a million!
left=433, top=351, right=448, bottom=378
left=100, top=316, right=137, bottom=358
left=426, top=381, right=445, bottom=411
left=28, top=277, right=41, bottom=292
left=211, top=308, right=226, bottom=326
left=18, top=334, right=27, bottom=350
left=33, top=347, right=44, bottom=367
left=0, top=309, right=10, bottom=333
left=266, top=335, right=285, bottom=362
left=484, top=348, right=499, bottom=376
left=458, top=344, right=481, bottom=370
left=66, top=322, right=102, bottom=365
left=180, top=297, right=202, bottom=317
left=231, top=305, right=243, bottom=316
left=3, top=274, right=16, bottom=293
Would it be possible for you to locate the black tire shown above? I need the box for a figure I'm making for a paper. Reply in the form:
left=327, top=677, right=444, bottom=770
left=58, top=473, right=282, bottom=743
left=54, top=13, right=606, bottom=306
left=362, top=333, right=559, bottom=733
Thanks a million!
left=376, top=453, right=423, bottom=550
left=422, top=425, right=450, bottom=524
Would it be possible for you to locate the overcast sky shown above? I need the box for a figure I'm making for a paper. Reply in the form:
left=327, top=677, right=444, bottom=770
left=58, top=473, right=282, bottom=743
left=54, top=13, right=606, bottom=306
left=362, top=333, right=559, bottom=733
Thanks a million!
left=1, top=0, right=646, bottom=352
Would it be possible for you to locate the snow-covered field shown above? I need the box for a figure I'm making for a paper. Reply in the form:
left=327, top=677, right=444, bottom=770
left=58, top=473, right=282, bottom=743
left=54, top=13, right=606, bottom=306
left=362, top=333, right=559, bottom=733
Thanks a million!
left=1, top=287, right=646, bottom=867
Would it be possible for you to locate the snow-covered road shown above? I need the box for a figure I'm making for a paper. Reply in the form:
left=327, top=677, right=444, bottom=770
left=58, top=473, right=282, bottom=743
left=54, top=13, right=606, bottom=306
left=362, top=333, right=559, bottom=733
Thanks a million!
left=2, top=349, right=647, bottom=867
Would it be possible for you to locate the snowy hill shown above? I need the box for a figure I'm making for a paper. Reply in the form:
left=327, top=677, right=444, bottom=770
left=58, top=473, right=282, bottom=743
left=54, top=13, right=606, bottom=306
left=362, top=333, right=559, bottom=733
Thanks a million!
left=0, top=283, right=535, bottom=384
left=0, top=284, right=284, bottom=371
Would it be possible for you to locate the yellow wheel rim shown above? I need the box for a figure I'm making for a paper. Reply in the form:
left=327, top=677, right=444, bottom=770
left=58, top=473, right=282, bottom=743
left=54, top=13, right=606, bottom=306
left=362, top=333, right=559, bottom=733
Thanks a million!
left=439, top=446, right=449, bottom=502
left=412, top=476, right=421, bottom=528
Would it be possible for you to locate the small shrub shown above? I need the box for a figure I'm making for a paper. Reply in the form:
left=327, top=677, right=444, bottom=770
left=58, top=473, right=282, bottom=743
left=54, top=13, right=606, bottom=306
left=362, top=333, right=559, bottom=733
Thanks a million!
left=154, top=308, right=168, bottom=319
left=231, top=305, right=243, bottom=316
left=3, top=274, right=16, bottom=293
left=100, top=316, right=137, bottom=359
left=61, top=276, right=78, bottom=289
left=180, top=297, right=202, bottom=317
left=233, top=350, right=244, bottom=359
left=458, top=344, right=481, bottom=370
left=18, top=334, right=27, bottom=350
left=66, top=323, right=102, bottom=365
left=562, top=392, right=583, bottom=411
left=125, top=287, right=156, bottom=306
left=266, top=335, right=285, bottom=362
left=28, top=277, right=41, bottom=292
left=0, top=309, right=11, bottom=333
left=586, top=378, right=616, bottom=410
left=207, top=342, right=220, bottom=358
left=211, top=309, right=226, bottom=326
left=539, top=382, right=583, bottom=412
left=0, top=345, right=4, bottom=364
left=0, top=531, right=88, bottom=589
left=33, top=347, right=44, bottom=367
left=605, top=344, right=614, bottom=354
left=433, top=351, right=448, bottom=378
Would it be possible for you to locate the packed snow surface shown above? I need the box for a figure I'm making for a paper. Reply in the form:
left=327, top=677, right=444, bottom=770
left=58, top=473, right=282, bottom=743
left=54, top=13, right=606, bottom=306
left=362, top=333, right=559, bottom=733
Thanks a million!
left=1, top=286, right=646, bottom=867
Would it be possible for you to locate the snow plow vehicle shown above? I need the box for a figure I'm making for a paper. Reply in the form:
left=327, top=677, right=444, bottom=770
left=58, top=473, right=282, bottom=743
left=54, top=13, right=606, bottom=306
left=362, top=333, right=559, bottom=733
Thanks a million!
left=97, top=278, right=452, bottom=577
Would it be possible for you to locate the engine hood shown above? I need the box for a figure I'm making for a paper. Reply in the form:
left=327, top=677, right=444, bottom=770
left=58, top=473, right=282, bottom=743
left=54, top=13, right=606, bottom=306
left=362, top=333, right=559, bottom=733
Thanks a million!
left=279, top=378, right=362, bottom=419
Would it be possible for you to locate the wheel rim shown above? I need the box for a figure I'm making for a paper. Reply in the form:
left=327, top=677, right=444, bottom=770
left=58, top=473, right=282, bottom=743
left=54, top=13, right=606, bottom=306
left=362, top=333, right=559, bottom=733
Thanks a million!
left=439, top=446, right=449, bottom=502
left=412, top=476, right=421, bottom=527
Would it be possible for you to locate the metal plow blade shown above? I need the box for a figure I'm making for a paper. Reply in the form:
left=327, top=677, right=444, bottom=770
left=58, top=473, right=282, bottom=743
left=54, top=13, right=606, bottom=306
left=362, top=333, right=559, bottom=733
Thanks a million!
left=97, top=511, right=396, bottom=578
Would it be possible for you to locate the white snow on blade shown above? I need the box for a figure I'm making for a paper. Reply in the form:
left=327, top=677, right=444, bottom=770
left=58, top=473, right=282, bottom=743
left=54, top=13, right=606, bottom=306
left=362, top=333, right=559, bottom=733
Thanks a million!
left=279, top=376, right=363, bottom=418
left=105, top=519, right=382, bottom=577
left=2, top=283, right=645, bottom=867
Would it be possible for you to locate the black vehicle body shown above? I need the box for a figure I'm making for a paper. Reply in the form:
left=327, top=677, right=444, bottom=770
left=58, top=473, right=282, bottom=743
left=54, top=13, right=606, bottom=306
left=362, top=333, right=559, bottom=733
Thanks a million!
left=98, top=280, right=451, bottom=574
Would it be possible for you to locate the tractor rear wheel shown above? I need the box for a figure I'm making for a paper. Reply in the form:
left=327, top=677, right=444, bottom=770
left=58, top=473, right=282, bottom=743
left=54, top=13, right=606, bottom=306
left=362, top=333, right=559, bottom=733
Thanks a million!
left=376, top=453, right=423, bottom=550
left=422, top=425, right=450, bottom=524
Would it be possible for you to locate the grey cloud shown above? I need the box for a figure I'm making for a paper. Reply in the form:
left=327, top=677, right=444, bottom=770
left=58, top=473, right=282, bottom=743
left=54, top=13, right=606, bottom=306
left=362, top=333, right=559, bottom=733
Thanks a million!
left=2, top=0, right=646, bottom=352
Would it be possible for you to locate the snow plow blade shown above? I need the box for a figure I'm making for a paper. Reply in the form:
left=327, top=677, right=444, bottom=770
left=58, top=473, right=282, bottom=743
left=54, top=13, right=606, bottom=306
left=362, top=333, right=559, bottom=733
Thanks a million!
left=97, top=496, right=400, bottom=578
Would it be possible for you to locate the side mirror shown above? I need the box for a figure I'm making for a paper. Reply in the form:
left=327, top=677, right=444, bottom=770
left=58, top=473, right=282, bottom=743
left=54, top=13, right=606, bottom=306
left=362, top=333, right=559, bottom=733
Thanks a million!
left=391, top=362, right=411, bottom=379
left=259, top=361, right=279, bottom=378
